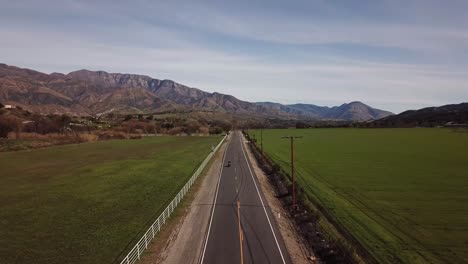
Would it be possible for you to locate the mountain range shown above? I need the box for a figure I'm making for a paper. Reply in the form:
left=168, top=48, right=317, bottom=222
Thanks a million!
left=0, top=63, right=393, bottom=121
left=373, top=102, right=468, bottom=127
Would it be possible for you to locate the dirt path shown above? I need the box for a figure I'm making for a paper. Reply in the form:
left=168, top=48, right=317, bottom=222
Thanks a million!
left=241, top=134, right=317, bottom=264
left=140, top=135, right=230, bottom=264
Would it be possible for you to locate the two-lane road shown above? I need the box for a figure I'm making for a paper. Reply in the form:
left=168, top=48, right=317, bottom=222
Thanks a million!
left=200, top=131, right=291, bottom=264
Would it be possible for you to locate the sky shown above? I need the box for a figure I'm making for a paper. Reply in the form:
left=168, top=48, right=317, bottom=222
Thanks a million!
left=1, top=0, right=467, bottom=113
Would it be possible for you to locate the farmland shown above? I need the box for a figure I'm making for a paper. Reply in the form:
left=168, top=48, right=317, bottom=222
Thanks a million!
left=0, top=136, right=221, bottom=264
left=248, top=128, right=468, bottom=263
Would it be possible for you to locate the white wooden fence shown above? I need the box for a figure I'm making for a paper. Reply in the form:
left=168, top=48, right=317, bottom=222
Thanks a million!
left=119, top=135, right=226, bottom=264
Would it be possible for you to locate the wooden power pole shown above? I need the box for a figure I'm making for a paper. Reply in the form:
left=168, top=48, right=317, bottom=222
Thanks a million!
left=281, top=136, right=302, bottom=210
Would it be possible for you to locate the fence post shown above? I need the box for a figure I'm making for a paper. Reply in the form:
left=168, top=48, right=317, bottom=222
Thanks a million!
left=137, top=244, right=140, bottom=259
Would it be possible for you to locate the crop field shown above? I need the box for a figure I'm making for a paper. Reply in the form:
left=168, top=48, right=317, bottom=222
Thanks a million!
left=0, top=136, right=221, bottom=264
left=249, top=128, right=468, bottom=263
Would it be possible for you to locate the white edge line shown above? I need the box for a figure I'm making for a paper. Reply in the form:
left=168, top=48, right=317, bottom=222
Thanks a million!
left=239, top=132, right=287, bottom=264
left=199, top=135, right=229, bottom=264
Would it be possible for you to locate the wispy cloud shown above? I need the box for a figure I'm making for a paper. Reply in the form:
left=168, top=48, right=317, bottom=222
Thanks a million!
left=0, top=0, right=467, bottom=113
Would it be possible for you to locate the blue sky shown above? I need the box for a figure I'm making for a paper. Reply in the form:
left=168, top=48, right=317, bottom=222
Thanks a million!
left=1, top=0, right=467, bottom=113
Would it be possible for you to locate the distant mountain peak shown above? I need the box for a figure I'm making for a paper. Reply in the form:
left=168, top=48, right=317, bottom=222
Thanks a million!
left=281, top=101, right=393, bottom=121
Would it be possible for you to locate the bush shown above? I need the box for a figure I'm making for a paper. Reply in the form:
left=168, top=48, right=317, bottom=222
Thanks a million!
left=129, top=134, right=142, bottom=139
left=122, top=120, right=156, bottom=134
left=272, top=164, right=281, bottom=173
left=97, top=131, right=127, bottom=140
left=167, top=127, right=183, bottom=135
left=199, top=126, right=210, bottom=134
left=209, top=126, right=223, bottom=135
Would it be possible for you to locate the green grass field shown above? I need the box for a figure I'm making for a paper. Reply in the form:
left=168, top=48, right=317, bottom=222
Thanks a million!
left=0, top=136, right=221, bottom=264
left=249, top=128, right=468, bottom=263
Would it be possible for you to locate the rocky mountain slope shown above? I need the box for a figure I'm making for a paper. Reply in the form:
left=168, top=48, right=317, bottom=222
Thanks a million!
left=0, top=63, right=393, bottom=120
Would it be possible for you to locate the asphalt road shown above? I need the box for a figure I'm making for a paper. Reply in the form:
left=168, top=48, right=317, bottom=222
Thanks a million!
left=200, top=131, right=291, bottom=264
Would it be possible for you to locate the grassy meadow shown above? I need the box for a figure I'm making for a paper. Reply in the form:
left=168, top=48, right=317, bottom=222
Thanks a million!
left=0, top=136, right=221, bottom=264
left=248, top=128, right=468, bottom=263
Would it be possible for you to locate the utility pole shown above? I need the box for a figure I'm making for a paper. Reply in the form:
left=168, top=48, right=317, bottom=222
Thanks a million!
left=281, top=136, right=302, bottom=210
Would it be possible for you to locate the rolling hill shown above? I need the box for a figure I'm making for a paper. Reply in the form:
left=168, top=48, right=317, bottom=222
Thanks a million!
left=373, top=102, right=468, bottom=127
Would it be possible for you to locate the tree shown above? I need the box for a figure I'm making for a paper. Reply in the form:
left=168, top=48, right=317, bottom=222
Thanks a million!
left=210, top=120, right=231, bottom=133
left=0, top=116, right=14, bottom=138
left=124, top=114, right=133, bottom=121
left=184, top=119, right=201, bottom=135
left=0, top=115, right=21, bottom=138
left=28, top=115, right=60, bottom=134
left=57, top=114, right=72, bottom=132
left=295, top=121, right=309, bottom=129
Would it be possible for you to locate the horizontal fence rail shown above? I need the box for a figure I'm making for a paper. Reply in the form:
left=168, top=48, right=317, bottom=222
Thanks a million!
left=120, top=135, right=226, bottom=264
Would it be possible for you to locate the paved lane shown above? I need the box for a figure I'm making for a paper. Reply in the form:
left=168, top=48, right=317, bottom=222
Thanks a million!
left=200, top=131, right=291, bottom=264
